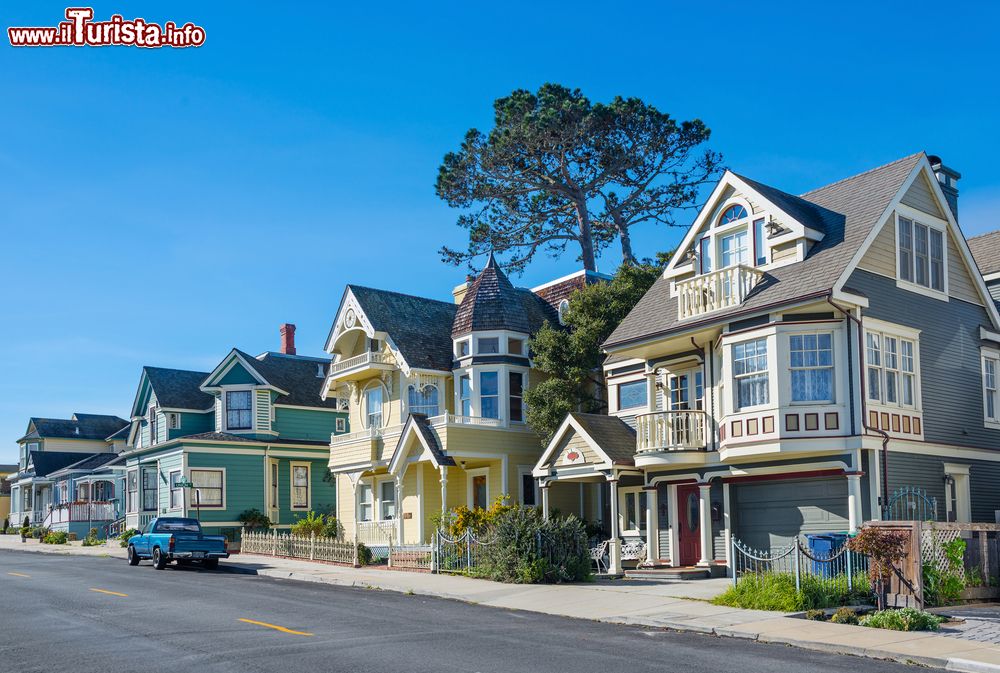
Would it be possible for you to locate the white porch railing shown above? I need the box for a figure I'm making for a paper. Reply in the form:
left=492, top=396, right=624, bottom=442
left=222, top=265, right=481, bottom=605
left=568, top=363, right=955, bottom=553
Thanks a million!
left=10, top=510, right=46, bottom=526
left=329, top=351, right=394, bottom=376
left=635, top=410, right=707, bottom=452
left=126, top=512, right=156, bottom=530
left=356, top=520, right=396, bottom=546
left=676, top=265, right=763, bottom=320
left=429, top=414, right=505, bottom=428
left=330, top=427, right=382, bottom=447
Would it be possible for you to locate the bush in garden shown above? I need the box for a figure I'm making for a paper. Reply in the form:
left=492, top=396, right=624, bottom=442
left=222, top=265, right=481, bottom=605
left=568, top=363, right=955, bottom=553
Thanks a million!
left=831, top=607, right=859, bottom=625
left=119, top=528, right=140, bottom=547
left=435, top=495, right=513, bottom=538
left=846, top=526, right=909, bottom=610
left=81, top=528, right=102, bottom=546
left=238, top=508, right=272, bottom=531
left=923, top=535, right=967, bottom=607
left=356, top=542, right=373, bottom=566
left=289, top=511, right=339, bottom=538
left=32, top=526, right=49, bottom=540
left=860, top=607, right=944, bottom=631
left=42, top=531, right=68, bottom=544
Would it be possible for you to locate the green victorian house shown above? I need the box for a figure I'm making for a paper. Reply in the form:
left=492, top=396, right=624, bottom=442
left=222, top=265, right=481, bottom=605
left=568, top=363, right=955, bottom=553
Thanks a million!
left=122, top=324, right=348, bottom=539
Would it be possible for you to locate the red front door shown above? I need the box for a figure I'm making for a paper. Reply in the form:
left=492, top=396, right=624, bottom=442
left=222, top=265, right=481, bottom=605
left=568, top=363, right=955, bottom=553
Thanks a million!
left=677, top=484, right=701, bottom=566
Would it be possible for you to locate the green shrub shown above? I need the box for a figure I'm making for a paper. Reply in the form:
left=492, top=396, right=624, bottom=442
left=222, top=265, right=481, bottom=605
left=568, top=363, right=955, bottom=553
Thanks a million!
left=805, top=609, right=826, bottom=621
left=238, top=508, right=272, bottom=531
left=357, top=542, right=373, bottom=566
left=42, top=531, right=68, bottom=545
left=32, top=526, right=49, bottom=540
left=119, top=528, right=140, bottom=547
left=923, top=536, right=967, bottom=607
left=831, top=607, right=859, bottom=625
left=469, top=506, right=590, bottom=584
left=713, top=572, right=873, bottom=612
left=2, top=517, right=8, bottom=534
left=860, top=608, right=945, bottom=631
left=81, top=528, right=102, bottom=547
left=290, top=511, right=339, bottom=538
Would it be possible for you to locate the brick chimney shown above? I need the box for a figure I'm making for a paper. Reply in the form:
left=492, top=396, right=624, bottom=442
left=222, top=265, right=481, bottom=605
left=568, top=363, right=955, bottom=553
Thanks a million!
left=279, top=323, right=296, bottom=355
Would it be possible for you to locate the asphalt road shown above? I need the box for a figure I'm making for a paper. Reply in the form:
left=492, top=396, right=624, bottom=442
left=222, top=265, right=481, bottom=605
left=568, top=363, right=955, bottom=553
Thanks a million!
left=0, top=550, right=911, bottom=673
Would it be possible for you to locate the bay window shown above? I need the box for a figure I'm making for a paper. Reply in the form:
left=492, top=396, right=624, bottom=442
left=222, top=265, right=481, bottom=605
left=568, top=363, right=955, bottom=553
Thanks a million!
left=509, top=372, right=524, bottom=422
left=407, top=384, right=439, bottom=416
left=898, top=216, right=945, bottom=292
left=866, top=328, right=918, bottom=408
left=733, top=338, right=769, bottom=409
left=480, top=372, right=499, bottom=419
left=460, top=375, right=472, bottom=416
left=790, top=333, right=834, bottom=403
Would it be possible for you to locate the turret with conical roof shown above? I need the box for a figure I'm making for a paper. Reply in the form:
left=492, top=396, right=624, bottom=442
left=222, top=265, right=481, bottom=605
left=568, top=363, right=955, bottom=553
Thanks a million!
left=451, top=252, right=538, bottom=337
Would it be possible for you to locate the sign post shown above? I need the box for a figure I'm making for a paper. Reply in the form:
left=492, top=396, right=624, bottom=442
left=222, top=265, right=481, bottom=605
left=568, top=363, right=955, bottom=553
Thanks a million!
left=176, top=477, right=198, bottom=520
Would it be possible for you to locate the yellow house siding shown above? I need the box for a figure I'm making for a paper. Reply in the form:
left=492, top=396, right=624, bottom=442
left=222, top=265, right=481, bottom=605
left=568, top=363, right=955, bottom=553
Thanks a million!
left=551, top=430, right=601, bottom=467
left=770, top=241, right=798, bottom=264
left=38, top=438, right=110, bottom=453
left=901, top=172, right=946, bottom=219
left=947, top=231, right=983, bottom=305
left=858, top=219, right=896, bottom=277
left=336, top=473, right=356, bottom=529
left=547, top=481, right=584, bottom=517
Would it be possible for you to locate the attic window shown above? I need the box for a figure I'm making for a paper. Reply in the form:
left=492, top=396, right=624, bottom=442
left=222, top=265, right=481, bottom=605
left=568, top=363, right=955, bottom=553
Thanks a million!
left=719, top=204, right=748, bottom=225
left=316, top=363, right=326, bottom=378
left=558, top=300, right=570, bottom=325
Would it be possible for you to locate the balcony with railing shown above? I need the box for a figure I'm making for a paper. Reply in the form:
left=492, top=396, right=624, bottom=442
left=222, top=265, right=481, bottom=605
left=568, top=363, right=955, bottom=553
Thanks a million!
left=47, top=501, right=117, bottom=525
left=327, top=351, right=396, bottom=382
left=676, top=265, right=764, bottom=320
left=635, top=410, right=708, bottom=453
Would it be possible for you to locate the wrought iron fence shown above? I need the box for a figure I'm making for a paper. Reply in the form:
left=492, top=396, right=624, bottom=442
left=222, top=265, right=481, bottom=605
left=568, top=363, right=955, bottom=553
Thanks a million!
left=433, top=529, right=496, bottom=573
left=389, top=544, right=433, bottom=570
left=241, top=528, right=357, bottom=565
left=731, top=536, right=870, bottom=596
left=883, top=486, right=938, bottom=522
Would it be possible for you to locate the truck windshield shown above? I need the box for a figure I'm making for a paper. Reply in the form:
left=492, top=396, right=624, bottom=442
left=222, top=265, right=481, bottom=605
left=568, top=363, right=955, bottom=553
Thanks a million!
left=153, top=519, right=201, bottom=533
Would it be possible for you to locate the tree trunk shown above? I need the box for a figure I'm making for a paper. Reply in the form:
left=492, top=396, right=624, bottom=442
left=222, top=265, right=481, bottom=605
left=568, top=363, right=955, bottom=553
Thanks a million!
left=574, top=199, right=596, bottom=272
left=617, top=223, right=637, bottom=266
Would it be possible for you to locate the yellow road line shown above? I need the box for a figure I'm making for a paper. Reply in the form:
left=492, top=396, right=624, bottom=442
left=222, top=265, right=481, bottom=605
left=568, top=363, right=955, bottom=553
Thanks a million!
left=238, top=618, right=313, bottom=636
left=89, top=588, right=128, bottom=597
left=7, top=572, right=31, bottom=578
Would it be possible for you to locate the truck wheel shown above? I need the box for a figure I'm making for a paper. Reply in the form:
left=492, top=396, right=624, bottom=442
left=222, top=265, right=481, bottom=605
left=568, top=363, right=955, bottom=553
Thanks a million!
left=127, top=546, right=140, bottom=566
left=203, top=558, right=219, bottom=570
left=152, top=547, right=167, bottom=570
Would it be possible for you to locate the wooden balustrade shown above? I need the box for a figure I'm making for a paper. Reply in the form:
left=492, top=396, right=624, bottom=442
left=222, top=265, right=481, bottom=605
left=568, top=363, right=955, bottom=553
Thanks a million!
left=635, top=410, right=707, bottom=452
left=676, top=265, right=763, bottom=319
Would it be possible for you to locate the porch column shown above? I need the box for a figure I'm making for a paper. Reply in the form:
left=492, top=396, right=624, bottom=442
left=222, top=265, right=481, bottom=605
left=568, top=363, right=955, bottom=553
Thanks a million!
left=644, top=486, right=658, bottom=566
left=846, top=472, right=864, bottom=533
left=439, top=466, right=448, bottom=515
left=395, top=477, right=405, bottom=544
left=608, top=477, right=622, bottom=575
left=540, top=483, right=550, bottom=521
left=722, top=482, right=732, bottom=574
left=697, top=483, right=712, bottom=567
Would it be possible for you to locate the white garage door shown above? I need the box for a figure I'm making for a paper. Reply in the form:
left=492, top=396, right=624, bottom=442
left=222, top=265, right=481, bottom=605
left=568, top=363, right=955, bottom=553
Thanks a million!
left=733, top=477, right=849, bottom=551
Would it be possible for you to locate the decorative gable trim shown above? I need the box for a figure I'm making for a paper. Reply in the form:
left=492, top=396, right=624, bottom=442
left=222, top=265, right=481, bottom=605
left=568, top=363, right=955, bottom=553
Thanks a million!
left=323, top=287, right=413, bottom=378
left=200, top=349, right=288, bottom=396
left=532, top=415, right=614, bottom=477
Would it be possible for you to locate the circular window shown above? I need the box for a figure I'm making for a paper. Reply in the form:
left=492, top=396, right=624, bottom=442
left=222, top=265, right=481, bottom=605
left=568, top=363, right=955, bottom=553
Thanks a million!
left=686, top=492, right=699, bottom=532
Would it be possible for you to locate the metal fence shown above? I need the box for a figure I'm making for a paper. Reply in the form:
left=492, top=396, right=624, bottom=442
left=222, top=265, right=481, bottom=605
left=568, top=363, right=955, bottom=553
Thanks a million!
left=389, top=544, right=433, bottom=570
left=241, top=528, right=357, bottom=565
left=731, top=536, right=870, bottom=595
left=433, top=529, right=496, bottom=573
left=883, top=486, right=938, bottom=522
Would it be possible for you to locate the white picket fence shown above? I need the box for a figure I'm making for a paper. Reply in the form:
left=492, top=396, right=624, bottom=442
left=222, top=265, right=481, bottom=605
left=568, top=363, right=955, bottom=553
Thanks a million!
left=240, top=528, right=357, bottom=565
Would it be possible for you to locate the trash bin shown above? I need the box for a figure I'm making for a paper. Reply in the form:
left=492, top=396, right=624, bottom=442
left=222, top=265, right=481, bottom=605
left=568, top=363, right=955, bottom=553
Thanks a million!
left=805, top=533, right=849, bottom=577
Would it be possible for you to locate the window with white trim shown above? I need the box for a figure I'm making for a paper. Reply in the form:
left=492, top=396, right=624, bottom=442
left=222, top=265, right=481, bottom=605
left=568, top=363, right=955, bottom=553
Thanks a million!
left=364, top=385, right=383, bottom=429
left=190, top=469, right=224, bottom=507
left=407, top=384, right=439, bottom=416
left=733, top=337, right=769, bottom=410
left=983, top=351, right=999, bottom=426
left=291, top=463, right=310, bottom=510
left=226, top=390, right=252, bottom=430
left=898, top=215, right=945, bottom=292
left=167, top=413, right=181, bottom=430
left=509, top=372, right=524, bottom=422
left=379, top=480, right=396, bottom=520
left=620, top=488, right=647, bottom=535
left=617, top=379, right=648, bottom=410
left=477, top=337, right=500, bottom=354
left=335, top=418, right=346, bottom=433
left=518, top=467, right=537, bottom=507
left=141, top=468, right=157, bottom=511
left=480, top=371, right=499, bottom=419
left=126, top=469, right=138, bottom=513
left=169, top=471, right=183, bottom=509
left=789, top=333, right=834, bottom=403
left=460, top=375, right=472, bottom=415
left=358, top=483, right=373, bottom=522
left=148, top=406, right=158, bottom=445
left=866, top=329, right=918, bottom=408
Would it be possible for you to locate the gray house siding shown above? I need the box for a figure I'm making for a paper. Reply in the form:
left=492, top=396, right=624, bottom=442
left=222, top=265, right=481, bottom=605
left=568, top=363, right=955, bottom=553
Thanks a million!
left=846, top=269, right=1000, bottom=452
left=886, top=451, right=1000, bottom=523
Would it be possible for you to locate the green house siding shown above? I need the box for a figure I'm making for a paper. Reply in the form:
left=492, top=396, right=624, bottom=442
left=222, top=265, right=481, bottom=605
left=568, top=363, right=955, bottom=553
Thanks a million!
left=157, top=453, right=183, bottom=513
left=168, top=410, right=214, bottom=441
left=272, top=406, right=344, bottom=442
left=218, top=362, right=258, bottom=386
left=274, top=456, right=336, bottom=525
left=185, top=451, right=263, bottom=523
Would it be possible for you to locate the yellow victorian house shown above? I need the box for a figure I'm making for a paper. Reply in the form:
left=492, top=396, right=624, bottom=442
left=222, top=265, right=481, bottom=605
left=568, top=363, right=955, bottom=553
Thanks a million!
left=322, top=255, right=606, bottom=551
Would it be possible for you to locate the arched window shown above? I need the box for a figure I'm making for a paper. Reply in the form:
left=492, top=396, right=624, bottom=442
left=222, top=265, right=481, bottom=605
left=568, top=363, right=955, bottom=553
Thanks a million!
left=407, top=384, right=439, bottom=417
left=719, top=204, right=748, bottom=225
left=558, top=299, right=570, bottom=325
left=364, top=384, right=384, bottom=429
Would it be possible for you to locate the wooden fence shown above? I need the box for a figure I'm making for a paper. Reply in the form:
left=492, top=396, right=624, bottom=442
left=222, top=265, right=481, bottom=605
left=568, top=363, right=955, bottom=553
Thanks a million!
left=240, top=528, right=357, bottom=565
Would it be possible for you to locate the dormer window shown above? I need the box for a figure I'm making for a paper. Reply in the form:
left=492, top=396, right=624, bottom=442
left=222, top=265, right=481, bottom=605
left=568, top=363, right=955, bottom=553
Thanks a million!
left=226, top=390, right=253, bottom=430
left=720, top=204, right=748, bottom=224
left=720, top=230, right=749, bottom=268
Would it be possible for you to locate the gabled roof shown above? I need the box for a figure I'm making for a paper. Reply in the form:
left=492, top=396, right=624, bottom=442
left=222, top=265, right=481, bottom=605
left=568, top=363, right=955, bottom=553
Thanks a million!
left=388, top=414, right=456, bottom=475
left=605, top=153, right=925, bottom=349
left=969, top=230, right=1000, bottom=277
left=452, top=252, right=559, bottom=336
left=106, top=425, right=131, bottom=441
left=143, top=366, right=214, bottom=410
left=19, top=414, right=130, bottom=443
left=48, top=452, right=120, bottom=478
left=245, top=351, right=339, bottom=409
left=533, top=412, right=637, bottom=476
left=347, top=286, right=458, bottom=372
left=29, top=451, right=98, bottom=478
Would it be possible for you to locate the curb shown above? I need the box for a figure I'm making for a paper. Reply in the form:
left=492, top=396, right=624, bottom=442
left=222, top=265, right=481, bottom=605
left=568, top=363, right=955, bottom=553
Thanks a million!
left=948, top=659, right=1000, bottom=673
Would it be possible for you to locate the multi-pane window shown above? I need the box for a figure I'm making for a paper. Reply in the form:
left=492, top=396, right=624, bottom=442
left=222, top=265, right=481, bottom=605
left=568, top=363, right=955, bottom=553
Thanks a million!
left=866, top=330, right=917, bottom=408
left=720, top=230, right=749, bottom=268
left=698, top=237, right=711, bottom=274
left=168, top=413, right=180, bottom=430
left=291, top=464, right=309, bottom=510
left=984, top=355, right=999, bottom=422
left=898, top=216, right=945, bottom=291
left=148, top=406, right=158, bottom=444
left=226, top=391, right=252, bottom=430
left=358, top=483, right=373, bottom=522
left=753, top=218, right=767, bottom=265
left=460, top=375, right=472, bottom=416
left=141, top=468, right=157, bottom=511
left=407, top=384, right=439, bottom=416
left=379, top=480, right=396, bottom=520
left=720, top=204, right=748, bottom=224
left=127, top=470, right=138, bottom=513
left=509, top=372, right=524, bottom=422
left=169, top=471, right=183, bottom=510
left=480, top=372, right=499, bottom=419
left=623, top=490, right=648, bottom=533
left=364, top=386, right=383, bottom=428
left=790, top=333, right=834, bottom=402
left=618, top=380, right=648, bottom=410
left=190, top=469, right=223, bottom=507
left=668, top=371, right=703, bottom=410
left=733, top=338, right=769, bottom=409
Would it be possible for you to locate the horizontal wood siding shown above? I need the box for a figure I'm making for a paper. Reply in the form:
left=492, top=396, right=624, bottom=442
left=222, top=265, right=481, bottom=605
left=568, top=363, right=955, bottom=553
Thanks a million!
left=848, top=269, right=1000, bottom=451
left=858, top=219, right=896, bottom=277
left=186, top=452, right=263, bottom=523
left=273, top=407, right=342, bottom=442
left=170, top=411, right=213, bottom=440
left=900, top=172, right=945, bottom=219
left=887, top=451, right=1000, bottom=523
left=37, top=438, right=109, bottom=453
left=947, top=230, right=982, bottom=305
left=158, top=453, right=183, bottom=513
left=218, top=362, right=257, bottom=386
left=255, top=390, right=271, bottom=432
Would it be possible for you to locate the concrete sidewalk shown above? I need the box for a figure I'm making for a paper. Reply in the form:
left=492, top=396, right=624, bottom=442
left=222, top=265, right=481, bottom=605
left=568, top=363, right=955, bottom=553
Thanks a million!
left=4, top=535, right=1000, bottom=672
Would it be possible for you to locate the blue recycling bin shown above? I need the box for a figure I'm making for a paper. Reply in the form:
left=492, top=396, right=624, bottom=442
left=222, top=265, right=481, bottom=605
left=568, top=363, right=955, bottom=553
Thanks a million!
left=805, top=533, right=849, bottom=577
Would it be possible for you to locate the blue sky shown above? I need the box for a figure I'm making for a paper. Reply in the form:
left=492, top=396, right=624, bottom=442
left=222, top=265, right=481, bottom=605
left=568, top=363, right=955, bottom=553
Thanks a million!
left=2, top=1, right=999, bottom=461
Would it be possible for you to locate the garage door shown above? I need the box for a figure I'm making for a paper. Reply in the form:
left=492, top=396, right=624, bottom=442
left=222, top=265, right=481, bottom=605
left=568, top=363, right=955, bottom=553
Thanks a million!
left=733, top=477, right=848, bottom=551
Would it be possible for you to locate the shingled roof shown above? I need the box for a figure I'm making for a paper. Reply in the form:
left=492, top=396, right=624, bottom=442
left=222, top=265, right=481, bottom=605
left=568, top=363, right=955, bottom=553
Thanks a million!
left=568, top=413, right=636, bottom=465
left=19, top=414, right=129, bottom=443
left=29, top=451, right=100, bottom=477
left=452, top=253, right=559, bottom=337
left=347, top=285, right=458, bottom=372
left=969, top=230, right=1000, bottom=276
left=243, top=351, right=339, bottom=409
left=605, top=153, right=924, bottom=349
left=144, top=366, right=214, bottom=410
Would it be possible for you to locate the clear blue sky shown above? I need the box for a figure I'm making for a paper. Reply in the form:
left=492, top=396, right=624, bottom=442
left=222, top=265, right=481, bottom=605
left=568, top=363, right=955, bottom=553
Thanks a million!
left=2, top=1, right=998, bottom=461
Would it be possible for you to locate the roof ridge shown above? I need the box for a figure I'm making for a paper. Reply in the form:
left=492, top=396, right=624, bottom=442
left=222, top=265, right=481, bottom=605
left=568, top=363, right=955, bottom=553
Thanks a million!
left=145, top=365, right=211, bottom=376
left=800, top=152, right=925, bottom=198
left=349, top=284, right=455, bottom=308
left=968, top=229, right=1000, bottom=241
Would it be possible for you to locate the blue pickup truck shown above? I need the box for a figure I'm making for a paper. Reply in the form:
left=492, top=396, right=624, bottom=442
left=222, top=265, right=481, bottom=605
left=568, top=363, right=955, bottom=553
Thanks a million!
left=126, top=517, right=229, bottom=570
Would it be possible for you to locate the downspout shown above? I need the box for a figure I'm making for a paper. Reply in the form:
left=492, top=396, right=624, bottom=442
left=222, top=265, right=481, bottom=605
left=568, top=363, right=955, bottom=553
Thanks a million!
left=827, top=296, right=891, bottom=516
